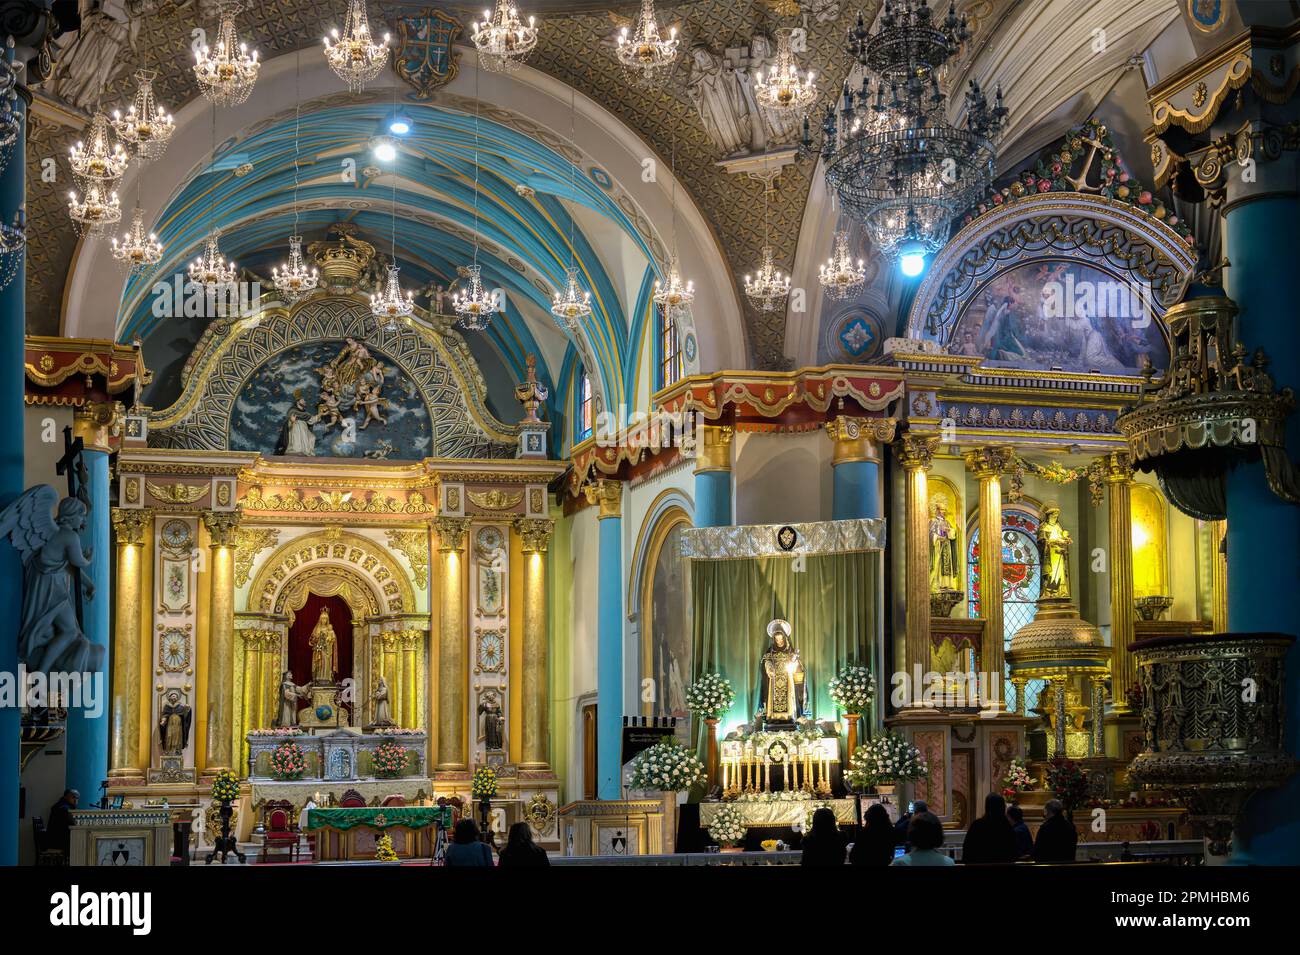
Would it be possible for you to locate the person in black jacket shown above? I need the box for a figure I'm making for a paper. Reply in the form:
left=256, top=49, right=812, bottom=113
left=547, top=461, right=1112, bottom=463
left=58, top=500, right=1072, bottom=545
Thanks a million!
left=893, top=799, right=928, bottom=846
left=1032, top=799, right=1078, bottom=863
left=850, top=804, right=895, bottom=866
left=444, top=818, right=495, bottom=867
left=801, top=807, right=846, bottom=866
left=46, top=789, right=79, bottom=857
left=1007, top=804, right=1034, bottom=859
left=497, top=822, right=550, bottom=867
left=961, top=793, right=1019, bottom=864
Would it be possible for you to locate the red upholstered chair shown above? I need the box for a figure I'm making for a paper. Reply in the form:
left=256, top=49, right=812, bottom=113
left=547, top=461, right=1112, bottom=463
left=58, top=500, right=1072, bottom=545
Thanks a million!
left=261, top=800, right=299, bottom=863
left=381, top=795, right=406, bottom=807
left=339, top=789, right=367, bottom=807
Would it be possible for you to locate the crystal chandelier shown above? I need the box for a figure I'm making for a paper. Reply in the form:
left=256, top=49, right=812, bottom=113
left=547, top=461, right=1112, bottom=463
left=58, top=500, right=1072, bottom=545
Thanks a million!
left=193, top=2, right=261, bottom=107
left=754, top=28, right=817, bottom=115
left=324, top=0, right=390, bottom=93
left=189, top=230, right=238, bottom=289
left=744, top=244, right=790, bottom=311
left=371, top=263, right=415, bottom=320
left=453, top=265, right=498, bottom=330
left=68, top=184, right=121, bottom=236
left=273, top=235, right=319, bottom=302
left=616, top=0, right=679, bottom=85
left=471, top=1, right=538, bottom=73
left=111, top=71, right=174, bottom=160
left=69, top=112, right=129, bottom=186
left=111, top=206, right=163, bottom=272
left=653, top=256, right=694, bottom=309
left=813, top=0, right=1007, bottom=261
left=551, top=266, right=592, bottom=328
left=819, top=230, right=866, bottom=299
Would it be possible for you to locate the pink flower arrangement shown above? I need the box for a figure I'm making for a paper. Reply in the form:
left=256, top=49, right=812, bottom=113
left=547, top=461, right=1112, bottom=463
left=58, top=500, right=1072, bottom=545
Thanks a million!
left=371, top=739, right=409, bottom=779
left=270, top=741, right=307, bottom=780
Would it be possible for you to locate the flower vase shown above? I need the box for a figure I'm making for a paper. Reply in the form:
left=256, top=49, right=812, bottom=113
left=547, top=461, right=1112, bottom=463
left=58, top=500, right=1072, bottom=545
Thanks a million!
left=875, top=782, right=897, bottom=799
left=478, top=797, right=492, bottom=844
left=705, top=717, right=720, bottom=790
left=844, top=713, right=860, bottom=762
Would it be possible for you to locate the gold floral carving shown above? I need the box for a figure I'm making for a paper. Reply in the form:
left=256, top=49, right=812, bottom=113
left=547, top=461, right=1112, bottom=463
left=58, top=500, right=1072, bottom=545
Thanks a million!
left=202, top=511, right=240, bottom=548
left=111, top=508, right=152, bottom=546
left=233, top=528, right=280, bottom=588
left=523, top=793, right=557, bottom=835
left=146, top=482, right=209, bottom=505
left=514, top=518, right=554, bottom=554
left=433, top=517, right=470, bottom=553
left=467, top=488, right=523, bottom=511
left=385, top=529, right=430, bottom=588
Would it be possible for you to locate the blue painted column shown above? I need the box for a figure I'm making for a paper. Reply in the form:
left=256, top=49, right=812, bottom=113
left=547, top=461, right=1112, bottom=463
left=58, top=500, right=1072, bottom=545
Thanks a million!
left=693, top=425, right=733, bottom=527
left=65, top=409, right=111, bottom=806
left=828, top=417, right=884, bottom=520
left=0, top=73, right=26, bottom=867
left=591, top=480, right=624, bottom=799
left=1223, top=193, right=1300, bottom=864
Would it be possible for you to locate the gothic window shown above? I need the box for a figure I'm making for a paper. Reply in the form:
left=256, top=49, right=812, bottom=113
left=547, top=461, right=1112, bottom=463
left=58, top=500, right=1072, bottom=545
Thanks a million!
left=658, top=304, right=682, bottom=390
left=577, top=368, right=593, bottom=441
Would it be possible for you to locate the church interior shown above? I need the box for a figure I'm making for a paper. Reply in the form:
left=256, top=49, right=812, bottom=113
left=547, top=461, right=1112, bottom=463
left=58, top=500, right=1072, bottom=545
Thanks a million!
left=2, top=0, right=1300, bottom=882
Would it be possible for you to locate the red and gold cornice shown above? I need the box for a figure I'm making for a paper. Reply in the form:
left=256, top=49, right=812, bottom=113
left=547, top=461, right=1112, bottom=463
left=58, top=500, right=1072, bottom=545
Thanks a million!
left=24, top=336, right=149, bottom=406
left=654, top=364, right=905, bottom=425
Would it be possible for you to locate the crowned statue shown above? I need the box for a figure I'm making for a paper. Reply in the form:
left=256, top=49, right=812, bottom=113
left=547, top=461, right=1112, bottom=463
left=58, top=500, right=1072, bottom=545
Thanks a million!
left=1037, top=504, right=1072, bottom=600
left=309, top=608, right=339, bottom=684
left=758, top=619, right=806, bottom=728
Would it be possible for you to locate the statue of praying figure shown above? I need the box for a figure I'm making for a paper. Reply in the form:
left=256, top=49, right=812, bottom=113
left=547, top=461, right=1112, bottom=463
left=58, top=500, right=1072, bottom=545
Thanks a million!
left=1037, top=504, right=1072, bottom=600
left=758, top=619, right=805, bottom=727
left=929, top=498, right=959, bottom=593
left=274, top=671, right=308, bottom=728
left=372, top=676, right=394, bottom=727
left=309, top=608, right=339, bottom=684
left=157, top=691, right=192, bottom=756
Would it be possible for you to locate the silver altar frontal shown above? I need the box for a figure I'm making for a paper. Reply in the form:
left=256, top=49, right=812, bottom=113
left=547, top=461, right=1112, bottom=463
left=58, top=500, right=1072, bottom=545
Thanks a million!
left=247, top=729, right=429, bottom=781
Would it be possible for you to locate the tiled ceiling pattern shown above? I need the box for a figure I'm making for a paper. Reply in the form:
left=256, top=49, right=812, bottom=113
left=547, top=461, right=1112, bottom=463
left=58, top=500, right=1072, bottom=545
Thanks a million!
left=27, top=1, right=874, bottom=367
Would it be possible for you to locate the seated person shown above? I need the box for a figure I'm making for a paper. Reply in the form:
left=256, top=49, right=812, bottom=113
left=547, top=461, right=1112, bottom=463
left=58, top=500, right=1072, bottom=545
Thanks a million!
left=46, top=789, right=79, bottom=856
left=891, top=812, right=954, bottom=867
left=1032, top=799, right=1078, bottom=863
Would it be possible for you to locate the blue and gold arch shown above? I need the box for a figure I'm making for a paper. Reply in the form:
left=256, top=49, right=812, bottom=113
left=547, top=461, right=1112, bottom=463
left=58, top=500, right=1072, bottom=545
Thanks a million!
left=117, top=93, right=662, bottom=418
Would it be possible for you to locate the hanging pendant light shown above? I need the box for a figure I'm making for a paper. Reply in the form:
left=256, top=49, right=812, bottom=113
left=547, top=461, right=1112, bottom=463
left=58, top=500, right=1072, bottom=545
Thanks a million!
left=69, top=112, right=129, bottom=187
left=324, top=0, right=390, bottom=93
left=111, top=70, right=174, bottom=161
left=189, top=229, right=238, bottom=289
left=551, top=266, right=592, bottom=329
left=744, top=178, right=789, bottom=311
left=455, top=60, right=500, bottom=331
left=616, top=0, right=679, bottom=86
left=111, top=206, right=163, bottom=273
left=193, top=2, right=260, bottom=107
left=754, top=28, right=817, bottom=115
left=471, top=1, right=538, bottom=74
left=274, top=54, right=319, bottom=303
left=819, top=230, right=866, bottom=300
left=68, top=183, right=122, bottom=237
left=653, top=132, right=694, bottom=309
left=371, top=263, right=415, bottom=319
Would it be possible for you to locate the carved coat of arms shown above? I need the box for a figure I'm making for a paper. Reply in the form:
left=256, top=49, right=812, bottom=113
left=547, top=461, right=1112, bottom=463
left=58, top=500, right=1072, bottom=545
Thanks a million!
left=395, top=8, right=461, bottom=100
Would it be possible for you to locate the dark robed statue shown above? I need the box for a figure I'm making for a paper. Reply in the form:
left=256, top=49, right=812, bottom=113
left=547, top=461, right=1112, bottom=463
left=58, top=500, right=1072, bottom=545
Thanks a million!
left=758, top=619, right=806, bottom=728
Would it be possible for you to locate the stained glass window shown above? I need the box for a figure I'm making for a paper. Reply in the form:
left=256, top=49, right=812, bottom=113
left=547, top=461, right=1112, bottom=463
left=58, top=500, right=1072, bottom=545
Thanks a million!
left=968, top=508, right=1045, bottom=714
left=658, top=304, right=682, bottom=389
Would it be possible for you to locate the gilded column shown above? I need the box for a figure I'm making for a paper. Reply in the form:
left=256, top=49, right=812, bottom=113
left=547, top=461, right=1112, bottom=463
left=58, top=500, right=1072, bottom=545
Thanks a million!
left=203, top=511, right=239, bottom=774
left=109, top=510, right=152, bottom=779
left=965, top=447, right=1012, bottom=704
left=1103, top=452, right=1136, bottom=711
left=898, top=434, right=936, bottom=690
left=1211, top=519, right=1228, bottom=633
left=434, top=517, right=470, bottom=771
left=693, top=425, right=733, bottom=527
left=516, top=518, right=554, bottom=770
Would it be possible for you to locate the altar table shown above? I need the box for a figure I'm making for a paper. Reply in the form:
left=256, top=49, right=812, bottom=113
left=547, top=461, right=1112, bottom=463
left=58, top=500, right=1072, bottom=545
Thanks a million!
left=304, top=807, right=447, bottom=860
left=698, top=798, right=862, bottom=829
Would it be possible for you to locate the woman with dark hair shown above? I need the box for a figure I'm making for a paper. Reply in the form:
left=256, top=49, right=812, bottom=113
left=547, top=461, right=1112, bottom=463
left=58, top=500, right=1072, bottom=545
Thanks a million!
left=961, top=793, right=1020, bottom=864
left=443, top=818, right=495, bottom=867
left=891, top=813, right=954, bottom=866
left=849, top=804, right=895, bottom=866
left=800, top=806, right=846, bottom=866
left=497, top=822, right=550, bottom=867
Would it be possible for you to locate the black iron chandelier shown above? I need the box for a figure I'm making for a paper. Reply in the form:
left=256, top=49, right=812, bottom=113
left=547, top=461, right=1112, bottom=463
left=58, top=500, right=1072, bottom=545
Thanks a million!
left=809, top=0, right=1007, bottom=268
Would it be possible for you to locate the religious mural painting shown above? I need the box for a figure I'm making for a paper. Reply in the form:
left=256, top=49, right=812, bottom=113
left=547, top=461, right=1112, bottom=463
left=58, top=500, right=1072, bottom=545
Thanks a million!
left=949, top=261, right=1170, bottom=375
left=649, top=522, right=691, bottom=718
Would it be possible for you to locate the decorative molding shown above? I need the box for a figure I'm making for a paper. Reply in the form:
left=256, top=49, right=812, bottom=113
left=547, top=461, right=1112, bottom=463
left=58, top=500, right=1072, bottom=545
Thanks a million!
left=233, top=528, right=280, bottom=589
left=680, top=518, right=885, bottom=560
left=385, top=529, right=430, bottom=588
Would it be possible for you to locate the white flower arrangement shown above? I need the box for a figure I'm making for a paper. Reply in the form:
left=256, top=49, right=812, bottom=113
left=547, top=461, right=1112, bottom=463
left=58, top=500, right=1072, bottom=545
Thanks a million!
left=249, top=727, right=305, bottom=737
left=708, top=802, right=747, bottom=847
left=828, top=665, right=876, bottom=714
left=628, top=741, right=707, bottom=793
left=733, top=789, right=815, bottom=803
left=846, top=732, right=928, bottom=789
left=684, top=672, right=735, bottom=720
left=372, top=727, right=423, bottom=736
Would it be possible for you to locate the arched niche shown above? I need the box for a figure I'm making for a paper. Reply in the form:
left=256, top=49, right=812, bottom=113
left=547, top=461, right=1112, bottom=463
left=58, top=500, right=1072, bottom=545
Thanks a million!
left=249, top=529, right=418, bottom=617
left=627, top=489, right=694, bottom=718
left=906, top=193, right=1197, bottom=377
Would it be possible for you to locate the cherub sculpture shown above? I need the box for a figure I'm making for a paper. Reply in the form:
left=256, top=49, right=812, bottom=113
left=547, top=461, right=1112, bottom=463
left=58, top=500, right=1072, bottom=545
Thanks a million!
left=0, top=486, right=101, bottom=674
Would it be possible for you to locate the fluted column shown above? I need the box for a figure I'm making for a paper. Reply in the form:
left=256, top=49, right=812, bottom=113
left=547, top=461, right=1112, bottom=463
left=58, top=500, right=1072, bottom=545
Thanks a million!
left=203, top=512, right=238, bottom=774
left=965, top=447, right=1012, bottom=704
left=693, top=425, right=733, bottom=527
left=109, top=510, right=152, bottom=779
left=434, top=517, right=470, bottom=771
left=830, top=417, right=896, bottom=520
left=899, top=434, right=936, bottom=687
left=516, top=518, right=554, bottom=770
left=1103, top=452, right=1136, bottom=711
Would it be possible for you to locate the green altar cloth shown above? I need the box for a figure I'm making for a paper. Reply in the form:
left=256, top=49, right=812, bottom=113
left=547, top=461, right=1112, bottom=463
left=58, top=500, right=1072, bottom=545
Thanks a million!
left=304, top=807, right=449, bottom=831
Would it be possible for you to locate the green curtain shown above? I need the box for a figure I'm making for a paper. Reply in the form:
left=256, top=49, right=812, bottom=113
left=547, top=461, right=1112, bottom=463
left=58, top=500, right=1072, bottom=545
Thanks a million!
left=690, top=552, right=880, bottom=748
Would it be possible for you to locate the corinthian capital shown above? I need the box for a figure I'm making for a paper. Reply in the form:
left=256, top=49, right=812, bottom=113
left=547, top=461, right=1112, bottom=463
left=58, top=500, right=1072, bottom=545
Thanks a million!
left=202, top=510, right=240, bottom=547
left=432, top=516, right=470, bottom=552
left=514, top=518, right=554, bottom=554
left=963, top=446, right=1014, bottom=479
left=896, top=433, right=938, bottom=471
left=583, top=479, right=623, bottom=520
left=111, top=508, right=153, bottom=546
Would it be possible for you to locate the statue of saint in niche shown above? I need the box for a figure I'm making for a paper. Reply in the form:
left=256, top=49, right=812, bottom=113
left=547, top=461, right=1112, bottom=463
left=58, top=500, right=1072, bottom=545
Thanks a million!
left=309, top=608, right=339, bottom=684
left=758, top=619, right=805, bottom=727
